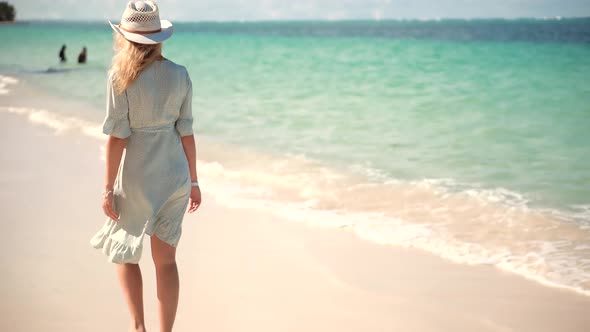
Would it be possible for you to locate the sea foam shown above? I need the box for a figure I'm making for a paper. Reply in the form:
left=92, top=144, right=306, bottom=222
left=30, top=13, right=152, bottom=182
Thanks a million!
left=194, top=154, right=590, bottom=297
left=0, top=106, right=103, bottom=139
left=4, top=101, right=590, bottom=298
left=0, top=75, right=19, bottom=95
left=3, top=81, right=589, bottom=298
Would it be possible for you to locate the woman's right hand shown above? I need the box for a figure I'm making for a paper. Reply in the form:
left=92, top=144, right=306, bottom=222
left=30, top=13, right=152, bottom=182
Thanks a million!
left=188, top=186, right=202, bottom=213
left=102, top=190, right=120, bottom=221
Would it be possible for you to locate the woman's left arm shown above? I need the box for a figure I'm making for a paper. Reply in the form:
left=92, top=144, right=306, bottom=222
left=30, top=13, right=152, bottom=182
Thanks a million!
left=101, top=72, right=131, bottom=220
left=102, top=135, right=127, bottom=220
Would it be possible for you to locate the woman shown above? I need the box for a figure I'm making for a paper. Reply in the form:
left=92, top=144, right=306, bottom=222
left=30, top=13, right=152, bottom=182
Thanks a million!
left=90, top=1, right=201, bottom=331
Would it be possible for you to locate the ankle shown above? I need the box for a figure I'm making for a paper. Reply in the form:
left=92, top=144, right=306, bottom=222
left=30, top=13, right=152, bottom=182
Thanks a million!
left=129, top=321, right=146, bottom=332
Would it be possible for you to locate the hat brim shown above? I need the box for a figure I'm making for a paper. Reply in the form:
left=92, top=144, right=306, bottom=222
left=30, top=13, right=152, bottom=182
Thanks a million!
left=109, top=20, right=173, bottom=45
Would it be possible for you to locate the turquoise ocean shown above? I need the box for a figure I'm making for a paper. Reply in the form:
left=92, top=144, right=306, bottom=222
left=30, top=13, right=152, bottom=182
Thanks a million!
left=1, top=19, right=589, bottom=295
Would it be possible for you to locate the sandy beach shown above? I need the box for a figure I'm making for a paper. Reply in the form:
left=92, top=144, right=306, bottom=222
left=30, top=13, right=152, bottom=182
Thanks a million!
left=1, top=86, right=590, bottom=331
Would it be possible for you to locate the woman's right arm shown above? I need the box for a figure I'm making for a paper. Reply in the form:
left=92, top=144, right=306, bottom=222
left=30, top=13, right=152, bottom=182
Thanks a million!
left=181, top=135, right=201, bottom=213
left=177, top=70, right=200, bottom=213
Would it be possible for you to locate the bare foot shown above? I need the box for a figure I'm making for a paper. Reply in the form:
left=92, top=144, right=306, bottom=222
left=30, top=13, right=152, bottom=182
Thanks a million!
left=129, top=325, right=146, bottom=332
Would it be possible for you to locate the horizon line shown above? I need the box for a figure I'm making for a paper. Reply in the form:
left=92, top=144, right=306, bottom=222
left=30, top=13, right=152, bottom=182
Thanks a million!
left=10, top=15, right=590, bottom=24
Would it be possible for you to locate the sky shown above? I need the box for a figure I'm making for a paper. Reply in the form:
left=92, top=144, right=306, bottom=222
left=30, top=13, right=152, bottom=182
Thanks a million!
left=11, top=0, right=590, bottom=21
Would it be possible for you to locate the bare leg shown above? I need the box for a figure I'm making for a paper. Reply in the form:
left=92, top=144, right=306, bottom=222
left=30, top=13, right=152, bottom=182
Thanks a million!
left=151, top=235, right=179, bottom=332
left=115, top=263, right=146, bottom=332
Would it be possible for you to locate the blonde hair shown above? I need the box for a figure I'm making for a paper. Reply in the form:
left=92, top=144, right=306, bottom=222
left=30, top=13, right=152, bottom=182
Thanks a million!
left=110, top=33, right=162, bottom=94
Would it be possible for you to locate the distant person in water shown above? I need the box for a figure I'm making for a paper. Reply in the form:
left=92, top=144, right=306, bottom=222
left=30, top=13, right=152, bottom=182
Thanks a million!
left=78, top=47, right=87, bottom=64
left=59, top=44, right=67, bottom=63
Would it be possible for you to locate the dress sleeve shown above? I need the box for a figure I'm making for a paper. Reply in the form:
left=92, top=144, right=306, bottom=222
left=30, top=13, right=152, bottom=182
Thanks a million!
left=102, top=73, right=132, bottom=139
left=175, top=71, right=194, bottom=137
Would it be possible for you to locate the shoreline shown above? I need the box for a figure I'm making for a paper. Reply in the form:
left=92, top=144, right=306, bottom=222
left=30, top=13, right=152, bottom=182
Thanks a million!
left=1, top=73, right=590, bottom=299
left=1, top=77, right=590, bottom=330
left=1, top=110, right=589, bottom=331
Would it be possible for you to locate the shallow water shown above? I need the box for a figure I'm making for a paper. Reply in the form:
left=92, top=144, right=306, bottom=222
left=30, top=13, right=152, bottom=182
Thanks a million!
left=1, top=19, right=589, bottom=295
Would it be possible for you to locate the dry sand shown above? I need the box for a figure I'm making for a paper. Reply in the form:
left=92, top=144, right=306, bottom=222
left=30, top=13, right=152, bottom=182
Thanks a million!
left=1, top=110, right=589, bottom=332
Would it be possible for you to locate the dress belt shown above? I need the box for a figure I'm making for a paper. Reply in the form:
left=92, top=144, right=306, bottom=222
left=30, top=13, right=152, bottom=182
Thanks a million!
left=131, top=123, right=176, bottom=133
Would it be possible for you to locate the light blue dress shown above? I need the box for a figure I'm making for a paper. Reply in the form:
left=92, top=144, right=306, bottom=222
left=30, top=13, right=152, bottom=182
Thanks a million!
left=90, top=59, right=194, bottom=264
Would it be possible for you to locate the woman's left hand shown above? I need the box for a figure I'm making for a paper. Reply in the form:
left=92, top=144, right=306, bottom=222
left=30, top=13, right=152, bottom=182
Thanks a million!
left=102, top=191, right=119, bottom=221
left=188, top=186, right=201, bottom=213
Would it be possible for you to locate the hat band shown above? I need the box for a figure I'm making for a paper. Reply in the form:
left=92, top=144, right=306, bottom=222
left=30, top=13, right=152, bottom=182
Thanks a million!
left=118, top=24, right=162, bottom=35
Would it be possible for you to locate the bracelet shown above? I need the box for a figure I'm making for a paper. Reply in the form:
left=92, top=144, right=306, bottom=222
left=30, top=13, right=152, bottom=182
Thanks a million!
left=191, top=181, right=199, bottom=188
left=103, top=189, right=114, bottom=199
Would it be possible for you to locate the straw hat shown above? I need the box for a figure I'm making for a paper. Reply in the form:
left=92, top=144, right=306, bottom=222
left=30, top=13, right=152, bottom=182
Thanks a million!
left=109, top=1, right=173, bottom=45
